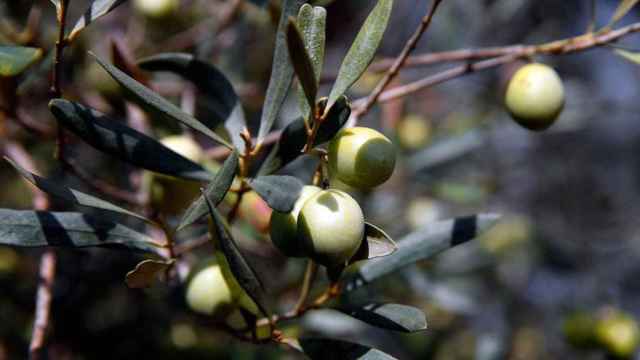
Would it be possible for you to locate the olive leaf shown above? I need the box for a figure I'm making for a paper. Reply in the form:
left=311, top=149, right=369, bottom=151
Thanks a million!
left=203, top=193, right=270, bottom=317
left=5, top=157, right=151, bottom=224
left=177, top=151, right=239, bottom=232
left=248, top=175, right=304, bottom=213
left=298, top=338, right=397, bottom=360
left=49, top=99, right=212, bottom=181
left=0, top=209, right=162, bottom=254
left=614, top=48, right=640, bottom=65
left=326, top=0, right=394, bottom=112
left=608, top=0, right=639, bottom=28
left=125, top=259, right=174, bottom=288
left=0, top=46, right=43, bottom=77
left=259, top=96, right=350, bottom=175
left=337, top=303, right=427, bottom=333
left=138, top=53, right=247, bottom=153
left=343, top=214, right=501, bottom=292
left=349, top=223, right=397, bottom=265
left=256, top=0, right=308, bottom=143
left=68, top=0, right=128, bottom=41
left=287, top=18, right=318, bottom=117
left=91, top=53, right=233, bottom=149
left=296, top=4, right=326, bottom=120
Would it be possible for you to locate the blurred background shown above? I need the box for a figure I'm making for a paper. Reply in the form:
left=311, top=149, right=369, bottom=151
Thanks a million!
left=2, top=0, right=640, bottom=358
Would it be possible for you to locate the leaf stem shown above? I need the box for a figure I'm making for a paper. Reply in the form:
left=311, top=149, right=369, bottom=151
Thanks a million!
left=292, top=260, right=318, bottom=314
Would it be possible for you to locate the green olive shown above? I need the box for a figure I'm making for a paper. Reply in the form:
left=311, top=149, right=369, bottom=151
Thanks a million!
left=595, top=310, right=640, bottom=358
left=269, top=185, right=321, bottom=257
left=505, top=63, right=565, bottom=131
left=328, top=127, right=396, bottom=189
left=396, top=115, right=431, bottom=150
left=185, top=259, right=234, bottom=317
left=133, top=0, right=179, bottom=19
left=297, top=189, right=365, bottom=266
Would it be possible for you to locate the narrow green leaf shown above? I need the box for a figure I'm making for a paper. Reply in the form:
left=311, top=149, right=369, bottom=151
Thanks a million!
left=68, top=0, right=128, bottom=41
left=614, top=48, right=640, bottom=64
left=259, top=96, right=351, bottom=175
left=587, top=0, right=597, bottom=32
left=138, top=53, right=247, bottom=153
left=5, top=157, right=151, bottom=223
left=0, top=46, right=43, bottom=77
left=608, top=0, right=640, bottom=27
left=337, top=303, right=427, bottom=333
left=298, top=338, right=397, bottom=360
left=248, top=175, right=304, bottom=213
left=287, top=19, right=318, bottom=117
left=125, top=259, right=174, bottom=288
left=91, top=53, right=233, bottom=149
left=326, top=0, right=394, bottom=111
left=203, top=193, right=269, bottom=316
left=257, top=0, right=308, bottom=143
left=177, top=152, right=239, bottom=231
left=349, top=222, right=397, bottom=265
left=49, top=99, right=212, bottom=181
left=344, top=214, right=501, bottom=292
left=296, top=4, right=327, bottom=120
left=0, top=209, right=162, bottom=254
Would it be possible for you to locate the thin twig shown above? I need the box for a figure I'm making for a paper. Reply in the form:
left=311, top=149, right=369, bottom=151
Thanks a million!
left=28, top=250, right=56, bottom=360
left=292, top=261, right=317, bottom=314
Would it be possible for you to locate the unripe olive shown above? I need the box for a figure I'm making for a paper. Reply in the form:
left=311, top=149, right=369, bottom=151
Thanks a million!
left=238, top=191, right=272, bottom=234
left=328, top=127, right=396, bottom=189
left=185, top=259, right=234, bottom=317
left=505, top=63, right=565, bottom=131
left=269, top=185, right=321, bottom=257
left=595, top=310, right=640, bottom=358
left=298, top=189, right=365, bottom=266
left=396, top=115, right=431, bottom=150
left=133, top=0, right=179, bottom=19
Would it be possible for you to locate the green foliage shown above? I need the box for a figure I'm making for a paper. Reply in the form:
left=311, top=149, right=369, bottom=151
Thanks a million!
left=298, top=338, right=397, bottom=359
left=69, top=0, right=128, bottom=41
left=0, top=46, right=42, bottom=77
left=336, top=303, right=427, bottom=333
left=248, top=175, right=304, bottom=213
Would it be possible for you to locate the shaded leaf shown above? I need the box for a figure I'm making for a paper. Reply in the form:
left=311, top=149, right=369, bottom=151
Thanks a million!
left=248, top=175, right=304, bottom=213
left=69, top=0, right=128, bottom=41
left=287, top=19, right=318, bottom=116
left=298, top=338, right=397, bottom=360
left=0, top=46, right=43, bottom=77
left=125, top=259, right=174, bottom=288
left=91, top=53, right=232, bottom=148
left=608, top=0, right=639, bottom=27
left=177, top=151, right=239, bottom=231
left=138, top=53, right=247, bottom=153
left=614, top=48, right=640, bottom=64
left=49, top=99, right=212, bottom=181
left=0, top=209, right=162, bottom=254
left=326, top=0, right=394, bottom=111
left=296, top=4, right=326, bottom=120
left=344, top=214, right=501, bottom=291
left=5, top=157, right=151, bottom=223
left=257, top=0, right=308, bottom=143
left=337, top=303, right=426, bottom=333
left=349, top=222, right=396, bottom=265
left=259, top=96, right=351, bottom=175
left=203, top=193, right=269, bottom=316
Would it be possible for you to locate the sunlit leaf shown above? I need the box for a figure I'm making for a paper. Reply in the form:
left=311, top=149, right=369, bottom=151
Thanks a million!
left=257, top=0, right=308, bottom=143
left=125, top=259, right=174, bottom=288
left=69, top=0, right=128, bottom=41
left=0, top=209, right=162, bottom=254
left=326, top=0, right=394, bottom=112
left=0, top=46, right=43, bottom=77
left=177, top=152, right=239, bottom=231
left=344, top=214, right=501, bottom=291
left=337, top=303, right=427, bottom=333
left=49, top=99, right=212, bottom=181
left=248, top=175, right=304, bottom=213
left=608, top=0, right=639, bottom=27
left=138, top=53, right=247, bottom=153
left=298, top=338, right=397, bottom=359
left=91, top=53, right=233, bottom=149
left=614, top=48, right=640, bottom=65
left=349, top=222, right=396, bottom=265
left=5, top=157, right=151, bottom=223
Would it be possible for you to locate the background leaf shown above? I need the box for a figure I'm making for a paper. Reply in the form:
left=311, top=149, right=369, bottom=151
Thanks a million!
left=608, top=0, right=639, bottom=27
left=296, top=4, right=327, bottom=120
left=204, top=194, right=269, bottom=316
left=5, top=157, right=151, bottom=223
left=69, top=0, right=128, bottom=41
left=326, top=0, right=394, bottom=111
left=287, top=19, right=318, bottom=115
left=177, top=152, right=239, bottom=231
left=0, top=46, right=43, bottom=77
left=337, top=303, right=427, bottom=333
left=92, top=53, right=232, bottom=148
left=257, top=0, right=308, bottom=143
left=125, top=259, right=174, bottom=288
left=298, top=338, right=397, bottom=360
left=343, top=214, right=501, bottom=292
left=138, top=53, right=247, bottom=153
left=248, top=175, right=304, bottom=212
left=49, top=99, right=212, bottom=181
left=349, top=222, right=397, bottom=265
left=614, top=48, right=640, bottom=64
left=0, top=209, right=162, bottom=254
left=259, top=96, right=351, bottom=174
